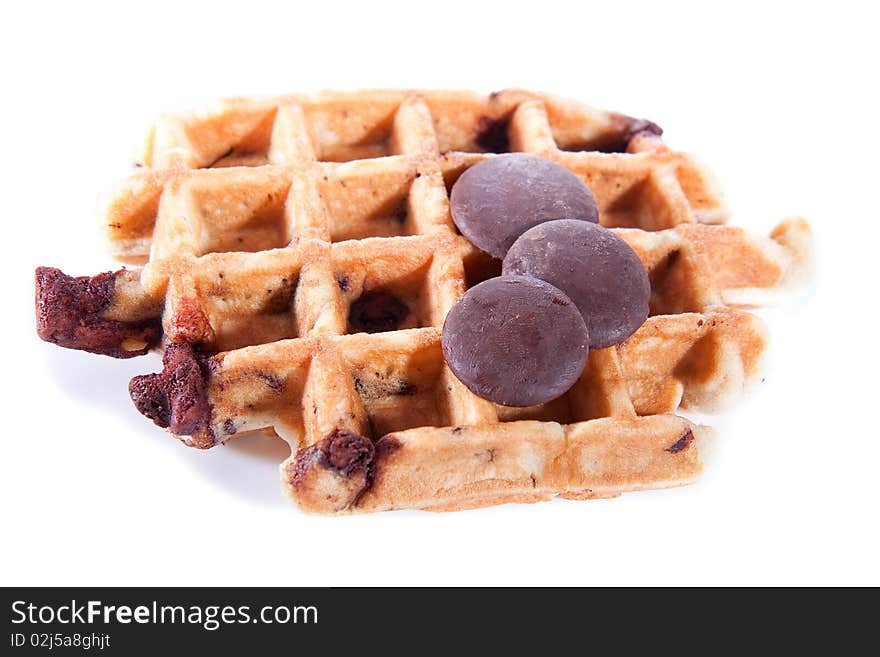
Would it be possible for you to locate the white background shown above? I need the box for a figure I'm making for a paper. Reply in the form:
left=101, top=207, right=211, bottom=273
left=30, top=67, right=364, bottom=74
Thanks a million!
left=2, top=1, right=877, bottom=586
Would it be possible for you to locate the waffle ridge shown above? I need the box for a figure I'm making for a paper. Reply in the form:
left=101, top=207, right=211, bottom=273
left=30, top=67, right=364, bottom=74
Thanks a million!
left=40, top=90, right=813, bottom=513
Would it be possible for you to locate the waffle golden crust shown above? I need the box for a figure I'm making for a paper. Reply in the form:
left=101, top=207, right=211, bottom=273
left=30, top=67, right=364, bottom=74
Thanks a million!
left=35, top=90, right=813, bottom=514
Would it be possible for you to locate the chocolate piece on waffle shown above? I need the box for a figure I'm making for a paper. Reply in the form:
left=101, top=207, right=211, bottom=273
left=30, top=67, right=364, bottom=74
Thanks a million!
left=35, top=267, right=162, bottom=358
left=35, top=90, right=813, bottom=513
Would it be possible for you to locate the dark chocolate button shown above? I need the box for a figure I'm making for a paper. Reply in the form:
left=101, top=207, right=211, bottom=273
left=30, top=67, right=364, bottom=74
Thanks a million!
left=441, top=275, right=589, bottom=407
left=450, top=154, right=598, bottom=258
left=503, top=219, right=650, bottom=348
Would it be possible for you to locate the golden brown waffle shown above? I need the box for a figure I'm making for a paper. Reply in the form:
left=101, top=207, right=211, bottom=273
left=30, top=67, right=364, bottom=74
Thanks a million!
left=36, top=90, right=812, bottom=513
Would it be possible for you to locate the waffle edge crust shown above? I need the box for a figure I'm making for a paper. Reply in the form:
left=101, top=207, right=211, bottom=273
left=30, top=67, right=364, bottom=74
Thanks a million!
left=34, top=89, right=813, bottom=514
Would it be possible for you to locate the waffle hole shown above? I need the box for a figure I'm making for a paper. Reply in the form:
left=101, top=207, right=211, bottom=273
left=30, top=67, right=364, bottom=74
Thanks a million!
left=202, top=271, right=300, bottom=352
left=308, top=105, right=396, bottom=162
left=556, top=134, right=630, bottom=154
left=328, top=187, right=413, bottom=242
left=321, top=167, right=420, bottom=242
left=441, top=157, right=492, bottom=199
left=347, top=291, right=413, bottom=334
left=348, top=342, right=447, bottom=437
left=494, top=348, right=627, bottom=425
left=435, top=113, right=512, bottom=154
left=599, top=179, right=654, bottom=229
left=340, top=255, right=433, bottom=335
left=462, top=249, right=502, bottom=291
left=442, top=166, right=464, bottom=197
left=495, top=396, right=574, bottom=424
left=198, top=207, right=289, bottom=254
left=187, top=108, right=277, bottom=169
left=345, top=287, right=428, bottom=335
left=193, top=182, right=292, bottom=254
left=600, top=176, right=682, bottom=231
left=207, top=148, right=271, bottom=168
left=318, top=139, right=391, bottom=163
left=648, top=249, right=705, bottom=315
left=556, top=119, right=662, bottom=155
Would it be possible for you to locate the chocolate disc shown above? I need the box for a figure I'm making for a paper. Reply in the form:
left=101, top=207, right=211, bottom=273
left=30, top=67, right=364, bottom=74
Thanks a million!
left=503, top=219, right=650, bottom=348
left=441, top=275, right=589, bottom=407
left=450, top=154, right=598, bottom=258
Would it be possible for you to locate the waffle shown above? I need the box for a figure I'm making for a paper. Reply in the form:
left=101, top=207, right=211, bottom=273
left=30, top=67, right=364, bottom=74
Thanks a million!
left=35, top=90, right=812, bottom=513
